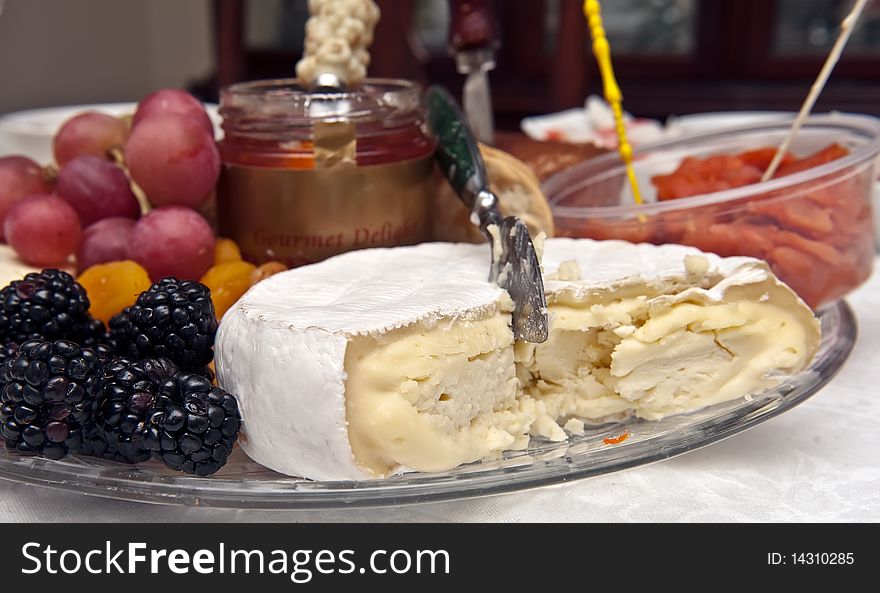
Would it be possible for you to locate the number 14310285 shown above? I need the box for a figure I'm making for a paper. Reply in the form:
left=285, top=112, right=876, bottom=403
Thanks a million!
left=768, top=552, right=854, bottom=565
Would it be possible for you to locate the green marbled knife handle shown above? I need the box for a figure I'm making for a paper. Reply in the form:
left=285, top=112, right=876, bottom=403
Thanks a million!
left=425, top=85, right=490, bottom=209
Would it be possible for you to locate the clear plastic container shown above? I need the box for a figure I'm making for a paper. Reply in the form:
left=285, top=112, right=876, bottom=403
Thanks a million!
left=543, top=114, right=880, bottom=309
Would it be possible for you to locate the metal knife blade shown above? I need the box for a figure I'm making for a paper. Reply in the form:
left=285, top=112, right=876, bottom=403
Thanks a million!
left=448, top=0, right=497, bottom=145
left=493, top=216, right=549, bottom=342
left=459, top=50, right=495, bottom=145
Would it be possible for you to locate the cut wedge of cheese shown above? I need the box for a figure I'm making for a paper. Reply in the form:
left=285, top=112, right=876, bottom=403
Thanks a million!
left=215, top=239, right=820, bottom=480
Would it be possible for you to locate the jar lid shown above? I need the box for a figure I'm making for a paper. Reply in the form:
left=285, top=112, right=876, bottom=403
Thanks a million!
left=220, top=78, right=423, bottom=127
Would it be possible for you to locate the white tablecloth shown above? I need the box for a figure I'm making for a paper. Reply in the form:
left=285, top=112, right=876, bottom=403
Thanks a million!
left=1, top=264, right=879, bottom=523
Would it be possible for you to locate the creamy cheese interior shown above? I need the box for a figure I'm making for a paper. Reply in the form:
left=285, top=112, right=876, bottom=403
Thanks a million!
left=344, top=259, right=816, bottom=478
left=345, top=313, right=529, bottom=476
left=518, top=293, right=812, bottom=425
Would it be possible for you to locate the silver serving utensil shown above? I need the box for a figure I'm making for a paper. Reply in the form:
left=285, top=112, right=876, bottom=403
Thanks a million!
left=426, top=86, right=548, bottom=343
left=448, top=0, right=497, bottom=144
left=458, top=48, right=495, bottom=145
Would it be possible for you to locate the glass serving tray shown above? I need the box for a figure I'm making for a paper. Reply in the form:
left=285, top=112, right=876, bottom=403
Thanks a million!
left=0, top=300, right=856, bottom=510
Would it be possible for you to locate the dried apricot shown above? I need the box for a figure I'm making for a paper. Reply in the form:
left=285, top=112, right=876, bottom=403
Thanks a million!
left=77, top=260, right=152, bottom=324
left=249, top=261, right=287, bottom=285
left=739, top=147, right=794, bottom=170
left=214, top=237, right=242, bottom=265
left=200, top=260, right=257, bottom=320
left=646, top=142, right=865, bottom=308
left=774, top=143, right=849, bottom=177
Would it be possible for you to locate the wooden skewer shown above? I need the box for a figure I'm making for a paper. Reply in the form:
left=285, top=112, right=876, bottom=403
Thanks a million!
left=584, top=0, right=644, bottom=206
left=761, top=0, right=868, bottom=181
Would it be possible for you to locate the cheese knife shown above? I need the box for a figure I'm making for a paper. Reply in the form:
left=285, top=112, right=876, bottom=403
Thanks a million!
left=426, top=86, right=548, bottom=343
left=449, top=0, right=497, bottom=144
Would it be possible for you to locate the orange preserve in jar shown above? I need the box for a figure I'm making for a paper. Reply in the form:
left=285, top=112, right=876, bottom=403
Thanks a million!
left=216, top=78, right=435, bottom=267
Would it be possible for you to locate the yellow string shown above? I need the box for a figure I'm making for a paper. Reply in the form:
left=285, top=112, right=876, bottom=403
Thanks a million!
left=584, top=0, right=643, bottom=206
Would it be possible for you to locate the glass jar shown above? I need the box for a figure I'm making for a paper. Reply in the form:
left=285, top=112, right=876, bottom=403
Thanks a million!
left=216, top=78, right=435, bottom=267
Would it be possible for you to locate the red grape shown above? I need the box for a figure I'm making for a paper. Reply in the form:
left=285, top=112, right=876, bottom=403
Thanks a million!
left=133, top=89, right=214, bottom=138
left=130, top=207, right=215, bottom=281
left=53, top=112, right=128, bottom=165
left=0, top=155, right=53, bottom=241
left=124, top=114, right=219, bottom=209
left=76, top=216, right=136, bottom=272
left=56, top=155, right=140, bottom=226
left=4, top=194, right=82, bottom=266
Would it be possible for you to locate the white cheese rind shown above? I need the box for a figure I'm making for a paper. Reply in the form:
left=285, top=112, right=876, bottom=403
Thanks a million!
left=234, top=243, right=504, bottom=334
left=540, top=238, right=755, bottom=296
left=216, top=243, right=506, bottom=480
left=215, top=315, right=360, bottom=480
left=216, top=239, right=819, bottom=481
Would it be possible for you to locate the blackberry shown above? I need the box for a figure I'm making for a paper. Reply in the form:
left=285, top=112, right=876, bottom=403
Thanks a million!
left=120, top=279, right=217, bottom=370
left=194, top=364, right=215, bottom=383
left=0, top=342, right=19, bottom=365
left=78, top=318, right=116, bottom=359
left=0, top=270, right=96, bottom=344
left=106, top=307, right=131, bottom=354
left=142, top=373, right=240, bottom=476
left=76, top=315, right=135, bottom=362
left=0, top=339, right=102, bottom=459
left=93, top=357, right=179, bottom=463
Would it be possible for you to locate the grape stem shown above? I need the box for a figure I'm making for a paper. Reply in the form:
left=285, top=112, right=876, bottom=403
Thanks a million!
left=108, top=146, right=151, bottom=215
left=41, top=164, right=59, bottom=185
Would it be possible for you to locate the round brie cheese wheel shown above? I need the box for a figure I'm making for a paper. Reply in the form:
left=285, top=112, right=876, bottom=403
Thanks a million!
left=216, top=239, right=819, bottom=481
